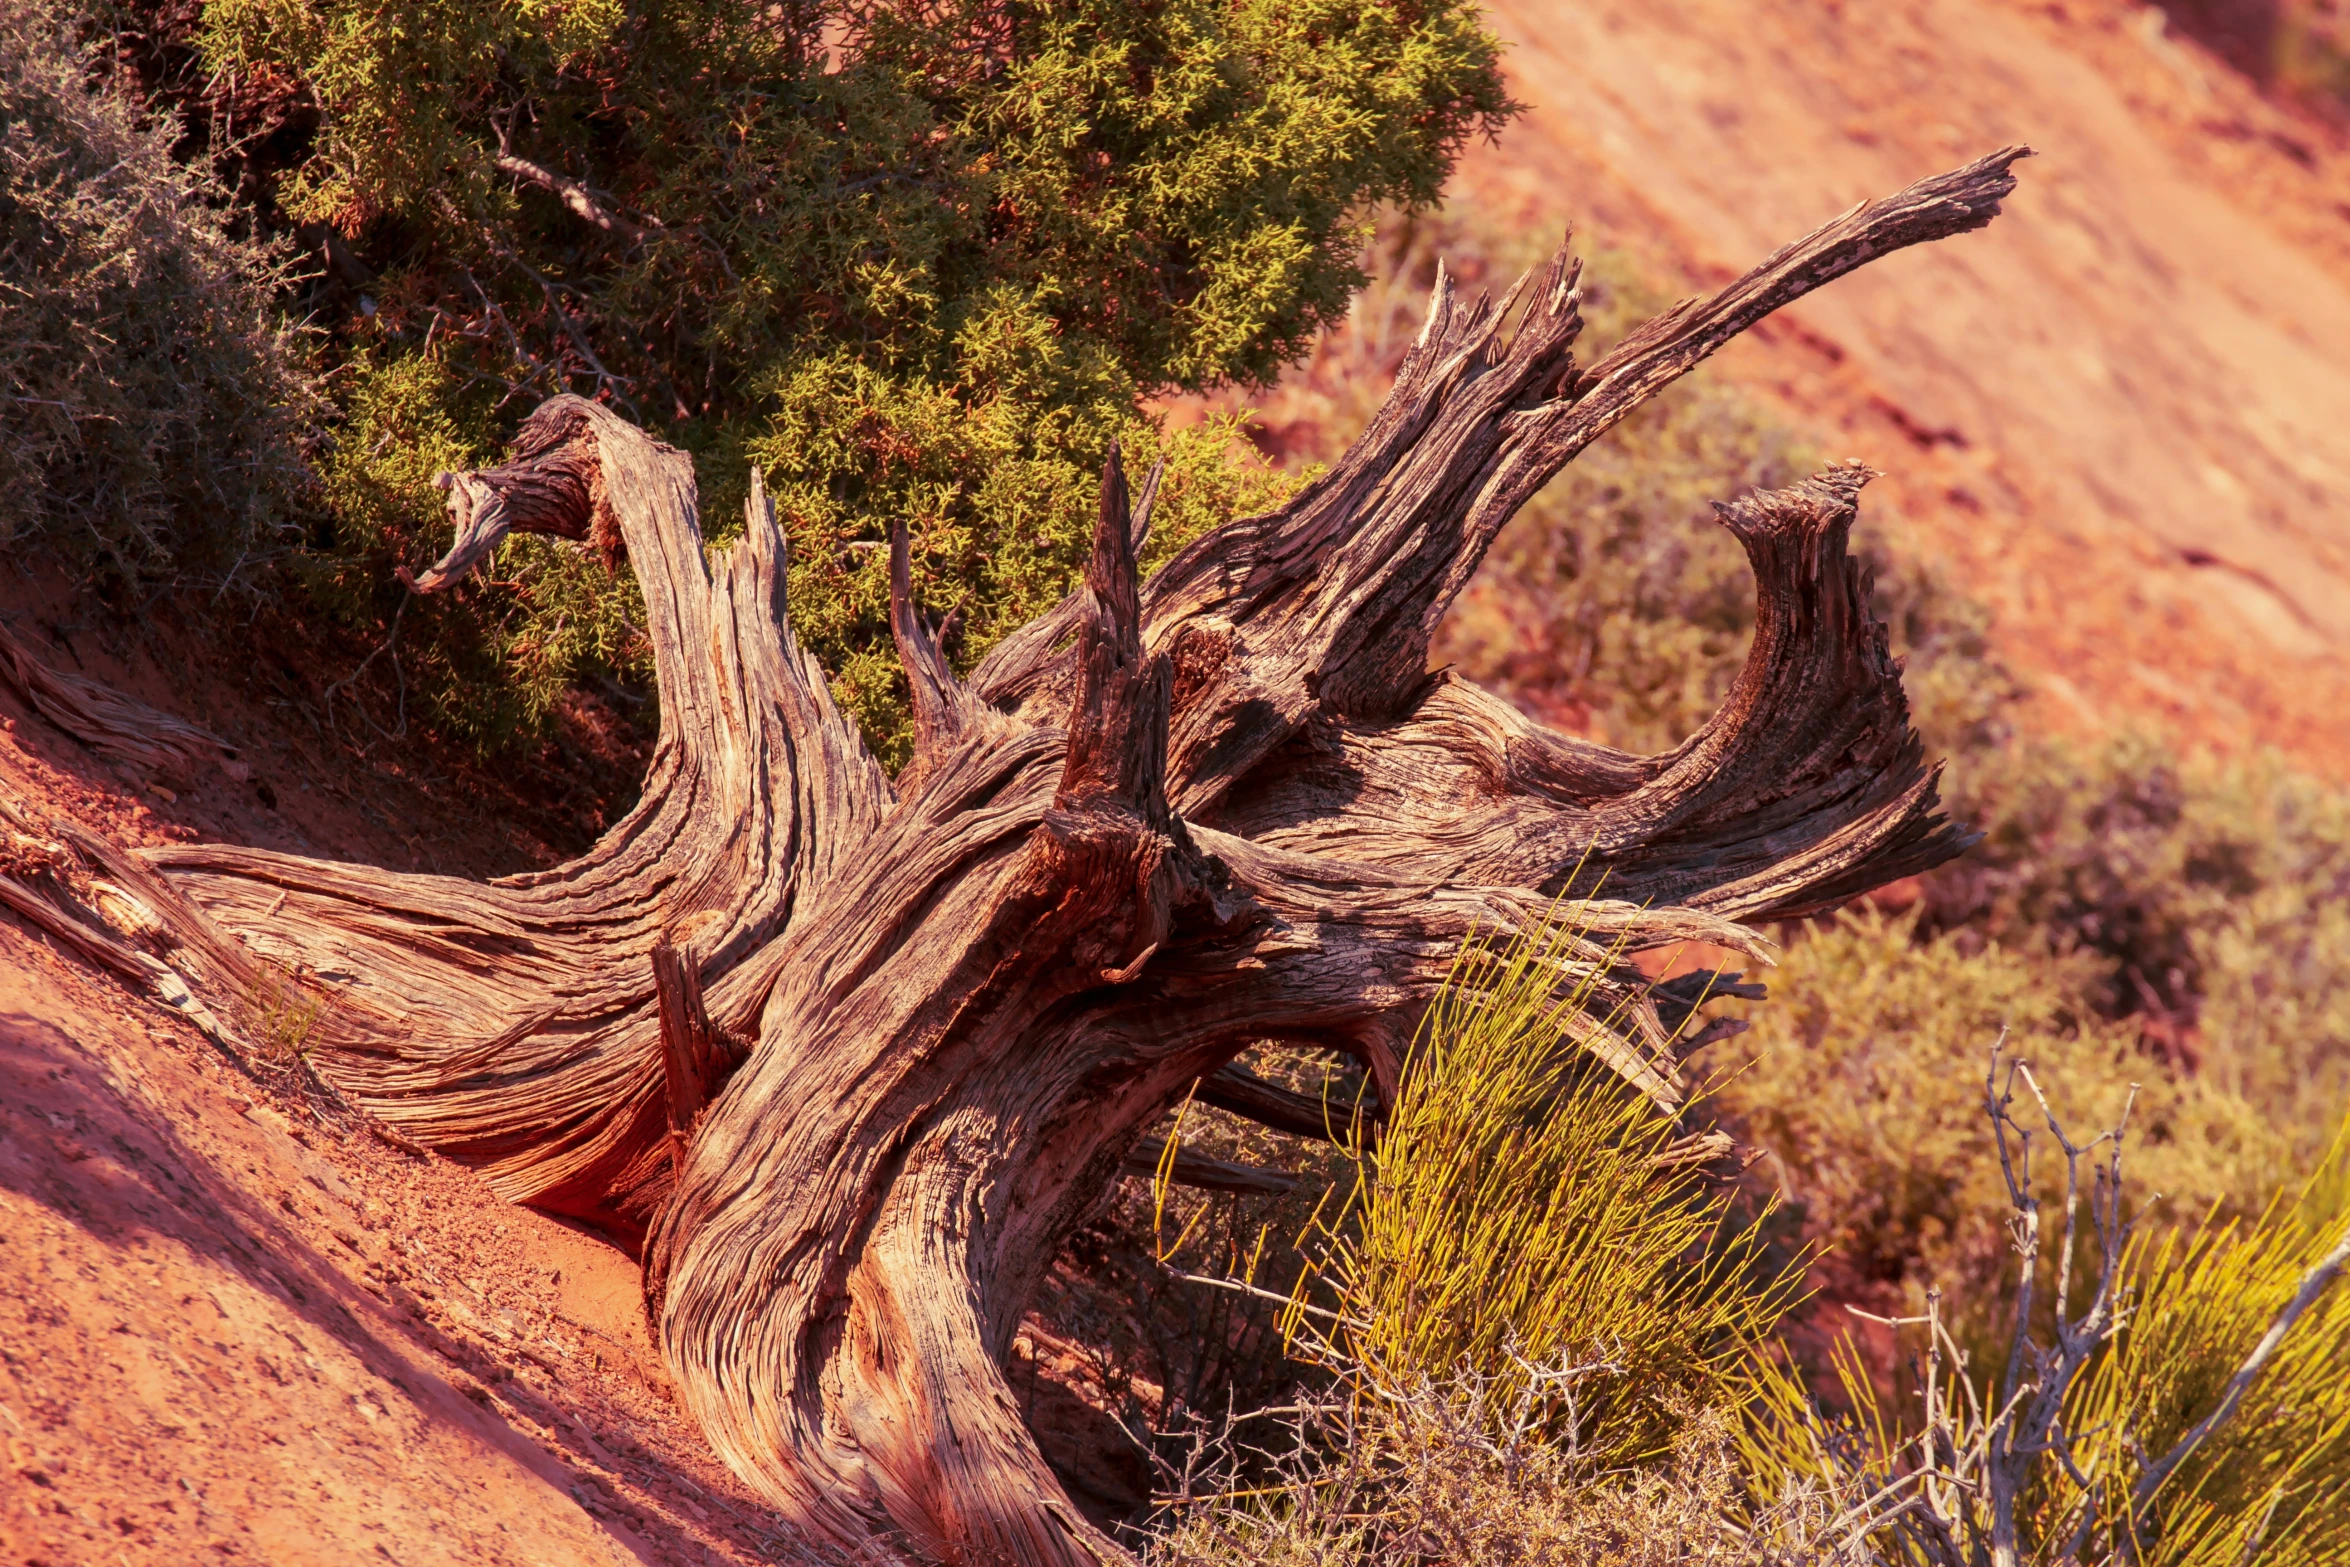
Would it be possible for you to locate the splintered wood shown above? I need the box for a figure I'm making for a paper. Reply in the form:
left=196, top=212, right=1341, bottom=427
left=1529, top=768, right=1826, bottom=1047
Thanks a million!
left=13, top=149, right=2027, bottom=1567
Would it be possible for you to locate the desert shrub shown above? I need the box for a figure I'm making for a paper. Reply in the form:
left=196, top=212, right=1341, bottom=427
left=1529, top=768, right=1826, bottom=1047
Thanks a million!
left=164, top=0, right=1510, bottom=758
left=1149, top=1030, right=2348, bottom=1567
left=1298, top=917, right=1802, bottom=1469
left=1142, top=918, right=1831, bottom=1564
left=1927, top=734, right=2350, bottom=1132
left=1149, top=1386, right=1860, bottom=1567
left=0, top=0, right=310, bottom=581
left=1739, top=1065, right=2350, bottom=1567
left=2058, top=1131, right=2350, bottom=1566
left=1707, top=909, right=2283, bottom=1337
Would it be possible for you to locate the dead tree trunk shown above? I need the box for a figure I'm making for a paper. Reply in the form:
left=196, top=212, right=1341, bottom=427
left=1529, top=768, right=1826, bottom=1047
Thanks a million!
left=39, top=150, right=2024, bottom=1565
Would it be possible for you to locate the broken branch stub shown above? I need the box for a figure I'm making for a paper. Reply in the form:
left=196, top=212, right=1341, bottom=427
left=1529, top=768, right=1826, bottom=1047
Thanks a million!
left=37, top=151, right=2029, bottom=1565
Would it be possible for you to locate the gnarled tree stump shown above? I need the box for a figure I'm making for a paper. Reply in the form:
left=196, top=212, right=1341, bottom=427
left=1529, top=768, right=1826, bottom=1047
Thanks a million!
left=47, top=149, right=2023, bottom=1565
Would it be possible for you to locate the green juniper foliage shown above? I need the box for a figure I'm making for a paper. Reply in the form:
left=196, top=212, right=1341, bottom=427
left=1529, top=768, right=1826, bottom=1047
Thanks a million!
left=187, top=0, right=1514, bottom=758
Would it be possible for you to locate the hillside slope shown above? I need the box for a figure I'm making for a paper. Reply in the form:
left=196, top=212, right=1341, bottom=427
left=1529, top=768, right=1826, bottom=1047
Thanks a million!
left=1451, top=0, right=2350, bottom=772
left=0, top=584, right=820, bottom=1563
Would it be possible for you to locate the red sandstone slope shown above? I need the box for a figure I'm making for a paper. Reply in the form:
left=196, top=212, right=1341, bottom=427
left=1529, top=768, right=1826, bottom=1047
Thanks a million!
left=1452, top=0, right=2350, bottom=773
left=0, top=608, right=817, bottom=1564
left=0, top=933, right=808, bottom=1567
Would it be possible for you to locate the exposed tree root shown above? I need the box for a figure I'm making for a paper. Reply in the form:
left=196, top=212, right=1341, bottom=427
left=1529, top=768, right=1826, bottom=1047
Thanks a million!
left=0, top=149, right=2027, bottom=1565
left=0, top=618, right=236, bottom=781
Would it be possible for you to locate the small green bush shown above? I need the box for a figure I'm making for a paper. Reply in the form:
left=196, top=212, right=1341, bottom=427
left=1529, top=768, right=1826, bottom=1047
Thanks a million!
left=1302, top=916, right=1802, bottom=1468
left=1147, top=917, right=1818, bottom=1566
left=175, top=0, right=1511, bottom=758
left=1706, top=909, right=2282, bottom=1338
left=0, top=0, right=311, bottom=581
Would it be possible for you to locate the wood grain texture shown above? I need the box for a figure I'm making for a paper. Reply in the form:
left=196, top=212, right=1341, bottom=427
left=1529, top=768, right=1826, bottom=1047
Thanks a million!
left=0, top=619, right=235, bottom=781
left=10, top=150, right=2027, bottom=1565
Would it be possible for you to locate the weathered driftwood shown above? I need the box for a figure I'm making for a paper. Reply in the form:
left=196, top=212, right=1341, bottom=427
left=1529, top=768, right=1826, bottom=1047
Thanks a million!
left=0, top=619, right=237, bottom=782
left=17, top=149, right=2022, bottom=1566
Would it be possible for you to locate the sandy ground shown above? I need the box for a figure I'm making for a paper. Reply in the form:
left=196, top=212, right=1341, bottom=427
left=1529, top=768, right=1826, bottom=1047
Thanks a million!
left=0, top=923, right=820, bottom=1567
left=0, top=580, right=831, bottom=1564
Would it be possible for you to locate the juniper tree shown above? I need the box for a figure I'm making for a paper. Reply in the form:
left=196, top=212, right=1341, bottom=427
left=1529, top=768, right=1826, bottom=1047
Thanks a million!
left=176, top=0, right=1515, bottom=754
left=17, top=148, right=2030, bottom=1566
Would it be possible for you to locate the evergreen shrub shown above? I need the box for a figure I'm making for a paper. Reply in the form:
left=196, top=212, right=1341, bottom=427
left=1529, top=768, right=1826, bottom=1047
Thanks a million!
left=0, top=0, right=311, bottom=582
left=183, top=0, right=1514, bottom=757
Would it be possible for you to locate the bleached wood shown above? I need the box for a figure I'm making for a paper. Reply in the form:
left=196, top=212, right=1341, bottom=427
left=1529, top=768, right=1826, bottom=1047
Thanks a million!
left=9, top=149, right=2027, bottom=1566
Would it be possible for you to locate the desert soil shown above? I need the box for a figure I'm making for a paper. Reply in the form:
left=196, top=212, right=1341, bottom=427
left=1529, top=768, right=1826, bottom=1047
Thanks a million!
left=1451, top=0, right=2350, bottom=775
left=0, top=579, right=828, bottom=1564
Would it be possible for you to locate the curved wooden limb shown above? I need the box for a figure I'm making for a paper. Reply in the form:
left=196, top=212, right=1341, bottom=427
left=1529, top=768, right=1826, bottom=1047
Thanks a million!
left=405, top=400, right=617, bottom=589
left=0, top=620, right=235, bottom=781
left=9, top=150, right=2037, bottom=1567
left=1212, top=463, right=1973, bottom=918
left=123, top=399, right=889, bottom=1229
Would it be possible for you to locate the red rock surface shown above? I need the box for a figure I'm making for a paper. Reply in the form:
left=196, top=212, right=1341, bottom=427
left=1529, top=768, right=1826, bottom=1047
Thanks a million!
left=0, top=586, right=822, bottom=1564
left=1451, top=0, right=2350, bottom=774
left=0, top=934, right=813, bottom=1566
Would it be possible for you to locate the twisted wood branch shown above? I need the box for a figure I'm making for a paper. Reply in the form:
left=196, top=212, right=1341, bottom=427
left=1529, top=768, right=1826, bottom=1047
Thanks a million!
left=13, top=148, right=2027, bottom=1564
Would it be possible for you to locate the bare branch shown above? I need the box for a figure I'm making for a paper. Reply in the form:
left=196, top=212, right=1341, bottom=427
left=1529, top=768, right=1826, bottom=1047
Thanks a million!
left=1119, top=1147, right=1299, bottom=1195
left=0, top=618, right=235, bottom=779
left=1195, top=1063, right=1379, bottom=1143
left=494, top=151, right=651, bottom=242
left=887, top=513, right=980, bottom=770
left=2132, top=1217, right=2350, bottom=1513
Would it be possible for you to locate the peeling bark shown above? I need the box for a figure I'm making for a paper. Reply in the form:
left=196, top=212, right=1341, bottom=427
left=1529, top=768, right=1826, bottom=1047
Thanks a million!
left=10, top=149, right=2026, bottom=1565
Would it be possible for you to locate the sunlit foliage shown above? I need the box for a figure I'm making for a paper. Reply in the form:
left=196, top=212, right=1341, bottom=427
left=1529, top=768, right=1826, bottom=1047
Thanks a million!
left=187, top=0, right=1513, bottom=756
